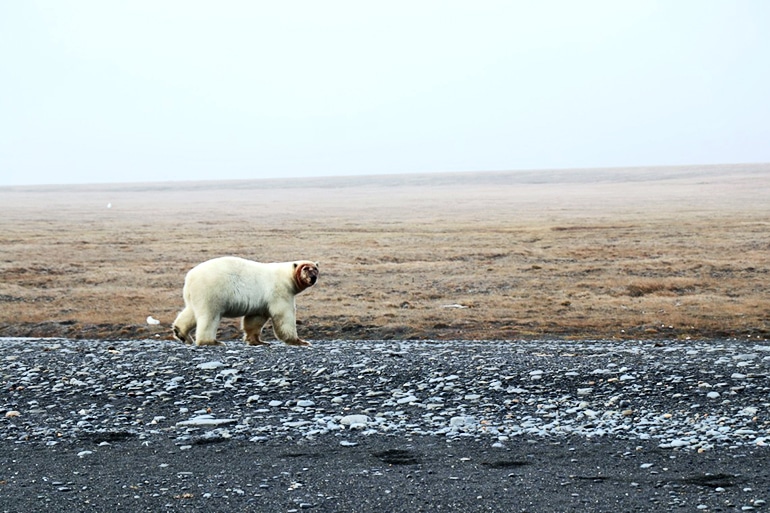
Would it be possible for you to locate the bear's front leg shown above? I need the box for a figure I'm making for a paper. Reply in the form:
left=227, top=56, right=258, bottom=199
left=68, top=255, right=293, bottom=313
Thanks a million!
left=195, top=339, right=224, bottom=346
left=285, top=338, right=312, bottom=347
left=271, top=310, right=312, bottom=347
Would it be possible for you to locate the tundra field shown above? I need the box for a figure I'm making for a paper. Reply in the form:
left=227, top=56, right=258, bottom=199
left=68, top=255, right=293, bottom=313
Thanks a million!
left=0, top=164, right=768, bottom=343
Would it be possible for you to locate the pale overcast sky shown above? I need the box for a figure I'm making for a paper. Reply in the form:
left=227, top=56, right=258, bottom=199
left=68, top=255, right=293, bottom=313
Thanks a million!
left=1, top=1, right=768, bottom=186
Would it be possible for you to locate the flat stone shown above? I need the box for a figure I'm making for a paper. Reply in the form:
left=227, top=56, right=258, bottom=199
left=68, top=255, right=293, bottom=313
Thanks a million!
left=340, top=414, right=370, bottom=426
left=176, top=415, right=237, bottom=427
left=450, top=416, right=477, bottom=427
left=196, top=361, right=225, bottom=370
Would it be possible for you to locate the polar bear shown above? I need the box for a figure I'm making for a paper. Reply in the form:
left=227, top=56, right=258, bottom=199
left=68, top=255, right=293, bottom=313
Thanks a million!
left=172, top=256, right=319, bottom=347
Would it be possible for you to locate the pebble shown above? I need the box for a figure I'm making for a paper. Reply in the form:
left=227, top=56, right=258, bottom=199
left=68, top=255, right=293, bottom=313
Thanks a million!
left=1, top=337, right=768, bottom=453
left=340, top=415, right=370, bottom=427
left=176, top=415, right=237, bottom=427
left=196, top=361, right=225, bottom=370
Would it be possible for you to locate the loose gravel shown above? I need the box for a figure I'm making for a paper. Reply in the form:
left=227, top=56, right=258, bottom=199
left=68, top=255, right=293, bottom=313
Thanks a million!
left=2, top=338, right=770, bottom=512
left=3, top=338, right=769, bottom=450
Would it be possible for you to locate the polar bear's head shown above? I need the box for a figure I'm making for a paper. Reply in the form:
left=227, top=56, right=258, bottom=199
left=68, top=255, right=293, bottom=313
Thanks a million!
left=293, top=261, right=319, bottom=292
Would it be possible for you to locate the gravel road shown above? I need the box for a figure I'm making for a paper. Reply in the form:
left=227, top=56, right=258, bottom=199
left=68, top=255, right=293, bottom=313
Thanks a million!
left=2, top=337, right=770, bottom=512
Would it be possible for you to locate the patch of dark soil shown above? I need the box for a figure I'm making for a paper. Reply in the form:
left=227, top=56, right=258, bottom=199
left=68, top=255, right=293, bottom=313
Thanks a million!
left=372, top=449, right=421, bottom=465
left=78, top=431, right=137, bottom=444
left=482, top=460, right=529, bottom=469
left=0, top=320, right=761, bottom=343
left=191, top=435, right=231, bottom=446
left=680, top=473, right=738, bottom=488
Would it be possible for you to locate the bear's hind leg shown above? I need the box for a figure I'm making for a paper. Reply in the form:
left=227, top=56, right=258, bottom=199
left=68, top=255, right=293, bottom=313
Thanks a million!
left=172, top=307, right=196, bottom=344
left=194, top=312, right=224, bottom=346
left=242, top=315, right=270, bottom=346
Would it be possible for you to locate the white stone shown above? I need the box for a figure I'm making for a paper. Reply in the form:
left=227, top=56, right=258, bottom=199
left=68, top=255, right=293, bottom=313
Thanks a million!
left=340, top=414, right=370, bottom=426
left=450, top=416, right=477, bottom=427
left=284, top=420, right=311, bottom=428
left=176, top=415, right=237, bottom=427
left=196, top=361, right=225, bottom=370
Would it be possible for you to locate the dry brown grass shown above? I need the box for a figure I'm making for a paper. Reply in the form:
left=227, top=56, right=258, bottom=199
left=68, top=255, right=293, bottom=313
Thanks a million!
left=1, top=164, right=768, bottom=341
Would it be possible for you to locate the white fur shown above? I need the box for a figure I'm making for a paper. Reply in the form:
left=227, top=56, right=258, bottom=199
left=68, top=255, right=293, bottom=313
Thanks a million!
left=172, top=256, right=317, bottom=346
